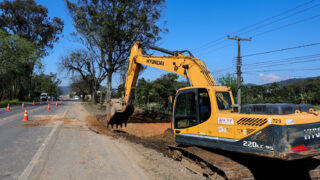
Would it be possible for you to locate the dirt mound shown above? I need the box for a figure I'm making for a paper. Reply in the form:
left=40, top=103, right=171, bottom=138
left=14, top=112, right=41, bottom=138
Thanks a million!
left=129, top=107, right=171, bottom=123
left=87, top=115, right=175, bottom=156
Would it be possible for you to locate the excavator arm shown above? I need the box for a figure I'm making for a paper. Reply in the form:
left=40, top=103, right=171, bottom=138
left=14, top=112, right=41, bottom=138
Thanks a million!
left=107, top=41, right=216, bottom=127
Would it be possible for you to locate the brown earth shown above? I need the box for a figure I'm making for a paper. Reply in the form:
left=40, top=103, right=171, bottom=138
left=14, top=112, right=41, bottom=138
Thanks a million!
left=19, top=115, right=86, bottom=129
left=87, top=115, right=176, bottom=157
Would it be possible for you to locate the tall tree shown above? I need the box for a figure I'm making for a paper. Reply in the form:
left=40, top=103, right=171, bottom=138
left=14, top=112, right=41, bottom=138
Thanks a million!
left=60, top=49, right=107, bottom=103
left=65, top=0, right=167, bottom=112
left=0, top=29, right=41, bottom=100
left=0, top=0, right=64, bottom=54
left=0, top=0, right=64, bottom=97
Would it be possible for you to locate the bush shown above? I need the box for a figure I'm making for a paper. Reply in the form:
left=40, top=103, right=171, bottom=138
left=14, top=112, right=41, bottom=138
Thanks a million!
left=0, top=99, right=22, bottom=108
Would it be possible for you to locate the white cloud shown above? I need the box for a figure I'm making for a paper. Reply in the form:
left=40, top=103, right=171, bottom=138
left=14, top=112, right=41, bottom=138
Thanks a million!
left=258, top=73, right=289, bottom=83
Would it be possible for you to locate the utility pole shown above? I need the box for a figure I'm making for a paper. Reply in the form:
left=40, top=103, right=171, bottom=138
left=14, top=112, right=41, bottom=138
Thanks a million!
left=227, top=35, right=251, bottom=108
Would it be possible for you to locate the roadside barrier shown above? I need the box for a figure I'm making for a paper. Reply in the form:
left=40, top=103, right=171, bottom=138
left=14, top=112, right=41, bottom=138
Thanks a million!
left=22, top=108, right=28, bottom=121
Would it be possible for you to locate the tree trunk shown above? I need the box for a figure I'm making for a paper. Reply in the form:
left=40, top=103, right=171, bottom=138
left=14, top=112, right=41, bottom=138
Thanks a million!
left=100, top=91, right=103, bottom=108
left=106, top=73, right=113, bottom=113
left=92, top=91, right=96, bottom=103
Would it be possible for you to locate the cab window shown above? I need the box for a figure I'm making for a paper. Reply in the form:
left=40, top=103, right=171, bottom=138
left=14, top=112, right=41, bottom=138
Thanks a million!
left=199, top=89, right=211, bottom=123
left=174, top=92, right=197, bottom=128
left=216, top=92, right=232, bottom=110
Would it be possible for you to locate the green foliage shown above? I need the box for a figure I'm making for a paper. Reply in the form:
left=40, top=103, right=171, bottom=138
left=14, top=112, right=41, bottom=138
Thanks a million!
left=32, top=73, right=61, bottom=97
left=217, top=73, right=237, bottom=98
left=0, top=29, right=42, bottom=100
left=0, top=99, right=21, bottom=108
left=135, top=73, right=188, bottom=109
left=246, top=77, right=320, bottom=105
left=70, top=76, right=91, bottom=100
left=315, top=105, right=320, bottom=110
left=0, top=0, right=63, bottom=101
left=0, top=0, right=64, bottom=54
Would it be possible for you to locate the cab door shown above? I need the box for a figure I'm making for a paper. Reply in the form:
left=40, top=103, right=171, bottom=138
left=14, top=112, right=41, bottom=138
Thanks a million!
left=173, top=88, right=200, bottom=135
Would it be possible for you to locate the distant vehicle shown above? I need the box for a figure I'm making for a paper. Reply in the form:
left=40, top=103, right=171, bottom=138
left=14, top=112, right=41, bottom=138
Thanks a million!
left=53, top=96, right=58, bottom=101
left=40, top=93, right=48, bottom=101
left=74, top=96, right=80, bottom=100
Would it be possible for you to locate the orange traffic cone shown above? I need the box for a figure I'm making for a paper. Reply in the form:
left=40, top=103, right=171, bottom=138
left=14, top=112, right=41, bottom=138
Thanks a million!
left=60, top=100, right=62, bottom=105
left=47, top=103, right=51, bottom=111
left=6, top=104, right=10, bottom=111
left=47, top=99, right=49, bottom=104
left=22, top=102, right=25, bottom=108
left=22, top=108, right=28, bottom=121
left=40, top=100, right=43, bottom=105
left=32, top=101, right=35, bottom=106
left=55, top=101, right=58, bottom=107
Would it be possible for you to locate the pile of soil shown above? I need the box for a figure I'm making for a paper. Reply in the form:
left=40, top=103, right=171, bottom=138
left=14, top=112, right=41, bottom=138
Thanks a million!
left=87, top=115, right=176, bottom=157
left=129, top=107, right=171, bottom=123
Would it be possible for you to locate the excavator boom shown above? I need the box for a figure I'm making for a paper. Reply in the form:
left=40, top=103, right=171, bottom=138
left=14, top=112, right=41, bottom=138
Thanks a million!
left=107, top=41, right=217, bottom=127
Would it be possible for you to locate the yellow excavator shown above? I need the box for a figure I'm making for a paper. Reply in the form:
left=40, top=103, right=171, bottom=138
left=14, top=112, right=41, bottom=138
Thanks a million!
left=107, top=41, right=320, bottom=179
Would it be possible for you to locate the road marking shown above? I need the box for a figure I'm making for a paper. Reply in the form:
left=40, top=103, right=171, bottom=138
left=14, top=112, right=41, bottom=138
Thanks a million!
left=18, top=121, right=63, bottom=180
left=0, top=105, right=47, bottom=123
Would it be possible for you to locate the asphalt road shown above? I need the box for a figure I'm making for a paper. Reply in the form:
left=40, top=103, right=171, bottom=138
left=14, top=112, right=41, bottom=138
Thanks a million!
left=0, top=101, right=69, bottom=180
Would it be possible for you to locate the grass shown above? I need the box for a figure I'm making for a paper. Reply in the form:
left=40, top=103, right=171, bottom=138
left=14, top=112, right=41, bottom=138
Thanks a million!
left=315, top=105, right=320, bottom=110
left=0, top=99, right=23, bottom=108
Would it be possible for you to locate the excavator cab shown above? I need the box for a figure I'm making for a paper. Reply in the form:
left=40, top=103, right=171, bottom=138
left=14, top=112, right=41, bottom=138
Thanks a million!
left=173, top=86, right=234, bottom=134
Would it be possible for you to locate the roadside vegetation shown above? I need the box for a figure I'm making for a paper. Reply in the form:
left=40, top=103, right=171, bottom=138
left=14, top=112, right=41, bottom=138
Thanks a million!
left=219, top=73, right=320, bottom=106
left=0, top=0, right=63, bottom=102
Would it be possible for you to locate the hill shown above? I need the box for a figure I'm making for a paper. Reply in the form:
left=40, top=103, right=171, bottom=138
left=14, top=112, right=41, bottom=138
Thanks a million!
left=246, top=76, right=320, bottom=87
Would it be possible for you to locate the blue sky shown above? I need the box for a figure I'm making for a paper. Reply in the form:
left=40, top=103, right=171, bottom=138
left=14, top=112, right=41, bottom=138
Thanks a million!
left=37, top=0, right=320, bottom=86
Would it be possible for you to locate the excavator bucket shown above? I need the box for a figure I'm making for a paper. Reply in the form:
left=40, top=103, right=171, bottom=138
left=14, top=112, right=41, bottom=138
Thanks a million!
left=106, top=98, right=134, bottom=128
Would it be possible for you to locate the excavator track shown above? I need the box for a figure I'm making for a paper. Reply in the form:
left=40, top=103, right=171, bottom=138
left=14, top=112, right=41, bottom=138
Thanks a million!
left=168, top=145, right=320, bottom=180
left=307, top=156, right=320, bottom=180
left=168, top=145, right=254, bottom=180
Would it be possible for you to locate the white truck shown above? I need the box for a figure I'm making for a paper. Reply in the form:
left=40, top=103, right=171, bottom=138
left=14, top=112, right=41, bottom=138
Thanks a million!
left=40, top=93, right=48, bottom=101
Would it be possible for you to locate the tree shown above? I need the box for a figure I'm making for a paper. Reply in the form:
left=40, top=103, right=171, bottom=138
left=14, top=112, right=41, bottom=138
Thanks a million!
left=0, top=29, right=41, bottom=100
left=218, top=73, right=237, bottom=99
left=134, top=74, right=187, bottom=109
left=0, top=0, right=64, bottom=54
left=70, top=76, right=90, bottom=101
left=60, top=49, right=107, bottom=103
left=0, top=0, right=64, bottom=98
left=65, top=0, right=167, bottom=112
left=32, top=73, right=61, bottom=97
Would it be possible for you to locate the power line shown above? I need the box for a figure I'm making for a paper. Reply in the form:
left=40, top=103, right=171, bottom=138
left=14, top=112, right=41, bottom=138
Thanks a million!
left=244, top=58, right=320, bottom=69
left=242, top=42, right=320, bottom=57
left=229, top=0, right=316, bottom=36
left=192, top=0, right=316, bottom=53
left=197, top=13, right=320, bottom=57
left=243, top=53, right=320, bottom=66
left=237, top=3, right=320, bottom=36
left=244, top=67, right=320, bottom=73
left=251, top=13, right=320, bottom=37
